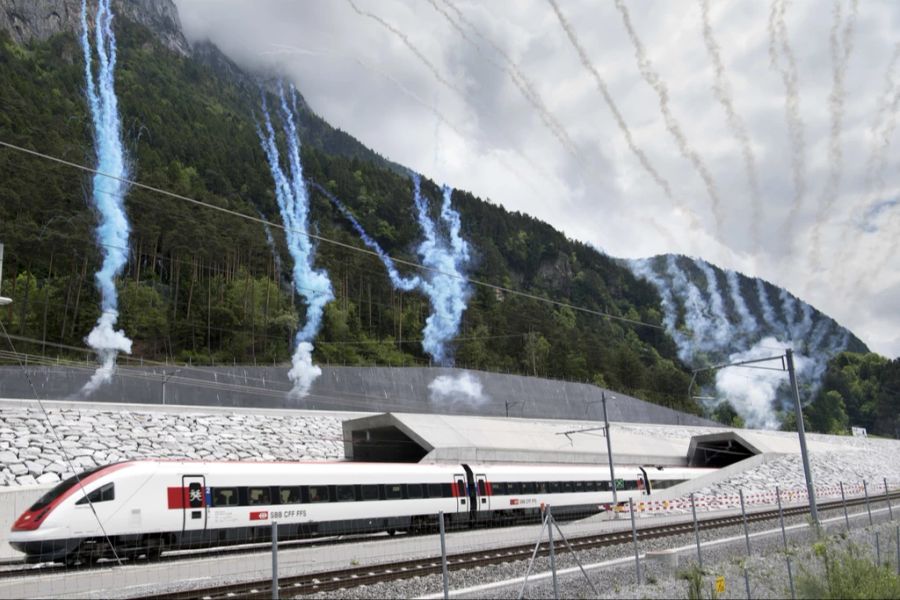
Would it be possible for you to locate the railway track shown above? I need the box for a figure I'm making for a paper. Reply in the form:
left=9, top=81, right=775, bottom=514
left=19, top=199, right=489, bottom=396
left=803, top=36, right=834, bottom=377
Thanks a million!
left=0, top=531, right=391, bottom=581
left=139, top=492, right=897, bottom=600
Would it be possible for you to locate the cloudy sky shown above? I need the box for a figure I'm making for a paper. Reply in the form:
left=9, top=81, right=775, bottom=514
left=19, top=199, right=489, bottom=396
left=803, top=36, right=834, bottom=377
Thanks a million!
left=173, top=0, right=900, bottom=358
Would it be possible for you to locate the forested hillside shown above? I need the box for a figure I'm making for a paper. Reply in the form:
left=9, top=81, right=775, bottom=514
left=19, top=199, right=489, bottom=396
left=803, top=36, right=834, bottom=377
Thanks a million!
left=0, top=18, right=695, bottom=413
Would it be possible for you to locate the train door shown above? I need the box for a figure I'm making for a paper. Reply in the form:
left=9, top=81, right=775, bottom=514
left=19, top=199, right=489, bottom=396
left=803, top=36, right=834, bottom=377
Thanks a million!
left=181, top=475, right=207, bottom=532
left=475, top=474, right=490, bottom=511
left=453, top=473, right=467, bottom=513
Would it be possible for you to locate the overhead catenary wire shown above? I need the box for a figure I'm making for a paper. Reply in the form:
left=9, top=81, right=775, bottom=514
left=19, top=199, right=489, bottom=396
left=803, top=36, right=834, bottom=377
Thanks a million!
left=0, top=139, right=663, bottom=331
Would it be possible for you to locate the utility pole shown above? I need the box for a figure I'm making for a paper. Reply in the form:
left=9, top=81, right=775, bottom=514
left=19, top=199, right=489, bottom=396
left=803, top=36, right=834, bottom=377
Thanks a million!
left=602, top=392, right=618, bottom=508
left=786, top=348, right=818, bottom=525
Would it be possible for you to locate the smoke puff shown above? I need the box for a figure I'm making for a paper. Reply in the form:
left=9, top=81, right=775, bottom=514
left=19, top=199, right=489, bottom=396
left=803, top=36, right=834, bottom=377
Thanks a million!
left=287, top=341, right=320, bottom=398
left=714, top=337, right=811, bottom=429
left=428, top=373, right=489, bottom=405
left=79, top=0, right=133, bottom=396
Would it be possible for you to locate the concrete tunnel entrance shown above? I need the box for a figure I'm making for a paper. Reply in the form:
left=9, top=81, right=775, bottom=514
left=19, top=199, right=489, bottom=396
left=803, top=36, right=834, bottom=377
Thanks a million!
left=349, top=426, right=429, bottom=463
left=687, top=432, right=760, bottom=468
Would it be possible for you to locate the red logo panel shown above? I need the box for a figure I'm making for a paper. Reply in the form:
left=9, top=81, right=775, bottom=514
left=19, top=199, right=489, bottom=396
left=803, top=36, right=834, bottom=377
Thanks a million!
left=250, top=511, right=269, bottom=521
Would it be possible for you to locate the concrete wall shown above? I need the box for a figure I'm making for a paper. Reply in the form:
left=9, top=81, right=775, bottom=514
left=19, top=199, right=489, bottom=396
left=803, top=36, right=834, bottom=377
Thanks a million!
left=0, top=365, right=714, bottom=426
left=0, top=485, right=49, bottom=559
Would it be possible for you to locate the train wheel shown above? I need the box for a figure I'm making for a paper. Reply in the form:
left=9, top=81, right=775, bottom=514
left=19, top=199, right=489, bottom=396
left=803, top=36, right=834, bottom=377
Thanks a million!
left=385, top=529, right=396, bottom=537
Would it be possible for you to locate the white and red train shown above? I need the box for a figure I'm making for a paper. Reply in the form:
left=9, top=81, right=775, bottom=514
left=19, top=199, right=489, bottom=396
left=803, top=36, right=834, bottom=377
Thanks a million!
left=9, top=460, right=711, bottom=564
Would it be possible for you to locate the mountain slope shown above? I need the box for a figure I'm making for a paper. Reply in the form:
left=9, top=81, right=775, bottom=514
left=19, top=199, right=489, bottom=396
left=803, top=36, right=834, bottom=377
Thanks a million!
left=0, top=0, right=881, bottom=430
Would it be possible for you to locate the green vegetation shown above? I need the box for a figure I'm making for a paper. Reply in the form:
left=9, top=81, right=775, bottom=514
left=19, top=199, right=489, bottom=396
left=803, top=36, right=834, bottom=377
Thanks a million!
left=797, top=538, right=900, bottom=599
left=806, top=352, right=900, bottom=437
left=678, top=565, right=718, bottom=600
left=0, top=22, right=700, bottom=413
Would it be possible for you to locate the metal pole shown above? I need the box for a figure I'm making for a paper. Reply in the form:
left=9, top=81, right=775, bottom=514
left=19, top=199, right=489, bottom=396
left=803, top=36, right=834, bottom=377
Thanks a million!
left=786, top=349, right=818, bottom=526
left=776, top=487, right=795, bottom=600
left=628, top=498, right=641, bottom=585
left=439, top=511, right=449, bottom=600
left=840, top=482, right=851, bottom=532
left=739, top=489, right=752, bottom=600
left=517, top=512, right=550, bottom=600
left=602, top=392, right=618, bottom=510
left=864, top=480, right=873, bottom=526
left=876, top=531, right=881, bottom=566
left=885, top=478, right=893, bottom=521
left=548, top=506, right=559, bottom=600
left=271, top=520, right=279, bottom=600
left=691, top=492, right=703, bottom=570
left=896, top=525, right=899, bottom=576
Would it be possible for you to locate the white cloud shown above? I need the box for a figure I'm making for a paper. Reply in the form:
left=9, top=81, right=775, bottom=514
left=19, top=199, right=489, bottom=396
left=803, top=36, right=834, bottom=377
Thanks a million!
left=174, top=0, right=900, bottom=358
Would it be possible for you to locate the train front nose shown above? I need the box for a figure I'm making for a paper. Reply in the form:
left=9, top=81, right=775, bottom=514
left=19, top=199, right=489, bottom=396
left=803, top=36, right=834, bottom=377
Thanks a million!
left=9, top=507, right=73, bottom=563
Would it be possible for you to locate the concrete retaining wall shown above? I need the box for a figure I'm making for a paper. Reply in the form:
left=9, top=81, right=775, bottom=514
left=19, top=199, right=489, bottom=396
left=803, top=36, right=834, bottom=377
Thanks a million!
left=0, top=365, right=714, bottom=426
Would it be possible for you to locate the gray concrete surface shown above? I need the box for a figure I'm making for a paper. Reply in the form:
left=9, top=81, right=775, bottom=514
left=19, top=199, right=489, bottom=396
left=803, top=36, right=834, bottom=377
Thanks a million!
left=0, top=365, right=715, bottom=426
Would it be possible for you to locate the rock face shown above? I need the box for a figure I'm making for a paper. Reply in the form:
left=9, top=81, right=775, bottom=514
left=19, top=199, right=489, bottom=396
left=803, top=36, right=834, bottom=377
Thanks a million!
left=0, top=0, right=190, bottom=55
left=0, top=406, right=345, bottom=487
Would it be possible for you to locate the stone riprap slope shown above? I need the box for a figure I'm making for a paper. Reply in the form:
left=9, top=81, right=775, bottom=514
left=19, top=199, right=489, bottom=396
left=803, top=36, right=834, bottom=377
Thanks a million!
left=0, top=406, right=344, bottom=486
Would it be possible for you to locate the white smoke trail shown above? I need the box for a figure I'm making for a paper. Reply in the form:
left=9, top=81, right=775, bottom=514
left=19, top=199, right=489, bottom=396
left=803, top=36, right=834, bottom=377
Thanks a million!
left=428, top=372, right=489, bottom=405
left=755, top=278, right=777, bottom=331
left=726, top=270, right=758, bottom=335
left=628, top=258, right=691, bottom=361
left=696, top=260, right=732, bottom=347
left=665, top=255, right=721, bottom=357
left=699, top=0, right=762, bottom=250
left=769, top=0, right=807, bottom=241
left=613, top=0, right=724, bottom=239
left=433, top=0, right=580, bottom=161
left=779, top=288, right=797, bottom=340
left=79, top=0, right=133, bottom=396
left=808, top=0, right=859, bottom=271
left=546, top=0, right=695, bottom=226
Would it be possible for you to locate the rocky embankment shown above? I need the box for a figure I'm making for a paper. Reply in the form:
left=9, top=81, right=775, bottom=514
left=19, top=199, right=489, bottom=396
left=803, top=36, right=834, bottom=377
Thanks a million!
left=0, top=405, right=344, bottom=486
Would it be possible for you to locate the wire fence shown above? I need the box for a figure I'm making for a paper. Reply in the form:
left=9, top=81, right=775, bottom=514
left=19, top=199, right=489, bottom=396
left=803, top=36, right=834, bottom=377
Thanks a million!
left=1, top=475, right=897, bottom=598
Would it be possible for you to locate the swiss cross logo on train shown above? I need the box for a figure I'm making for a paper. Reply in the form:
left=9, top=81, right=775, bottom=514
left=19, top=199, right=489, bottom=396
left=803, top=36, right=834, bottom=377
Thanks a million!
left=188, top=483, right=203, bottom=507
left=250, top=511, right=269, bottom=521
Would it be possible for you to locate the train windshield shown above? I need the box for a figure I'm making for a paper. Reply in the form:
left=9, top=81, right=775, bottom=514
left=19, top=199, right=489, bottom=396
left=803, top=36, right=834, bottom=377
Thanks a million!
left=28, top=466, right=105, bottom=511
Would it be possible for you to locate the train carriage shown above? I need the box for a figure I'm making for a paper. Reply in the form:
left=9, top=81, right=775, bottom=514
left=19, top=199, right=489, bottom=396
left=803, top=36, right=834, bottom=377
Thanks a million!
left=9, top=459, right=712, bottom=564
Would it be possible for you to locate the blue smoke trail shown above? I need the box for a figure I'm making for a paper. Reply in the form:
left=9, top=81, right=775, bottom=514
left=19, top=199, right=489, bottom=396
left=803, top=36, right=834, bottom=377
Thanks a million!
left=257, top=84, right=333, bottom=397
left=310, top=182, right=420, bottom=292
left=79, top=0, right=132, bottom=396
left=311, top=177, right=471, bottom=367
left=412, top=176, right=471, bottom=366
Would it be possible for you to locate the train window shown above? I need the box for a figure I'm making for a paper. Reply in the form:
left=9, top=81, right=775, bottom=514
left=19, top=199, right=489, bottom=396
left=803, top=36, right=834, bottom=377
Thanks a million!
left=75, top=482, right=114, bottom=505
left=477, top=481, right=486, bottom=496
left=562, top=481, right=574, bottom=493
left=492, top=482, right=507, bottom=495
left=597, top=481, right=609, bottom=492
left=574, top=481, right=585, bottom=493
left=307, top=486, right=329, bottom=503
left=385, top=484, right=403, bottom=500
left=623, top=480, right=638, bottom=490
left=212, top=487, right=238, bottom=506
left=507, top=482, right=522, bottom=495
left=280, top=487, right=301, bottom=504
left=584, top=481, right=597, bottom=492
left=361, top=485, right=380, bottom=501
left=441, top=483, right=453, bottom=498
left=427, top=483, right=443, bottom=498
left=549, top=481, right=561, bottom=494
left=31, top=466, right=105, bottom=510
left=407, top=484, right=423, bottom=499
left=248, top=487, right=271, bottom=506
left=456, top=480, right=466, bottom=497
left=535, top=482, right=548, bottom=494
left=522, top=482, right=536, bottom=494
left=336, top=485, right=356, bottom=502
